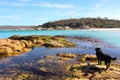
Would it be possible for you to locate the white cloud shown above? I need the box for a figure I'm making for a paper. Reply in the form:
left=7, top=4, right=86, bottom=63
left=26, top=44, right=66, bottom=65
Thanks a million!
left=38, top=2, right=73, bottom=9
left=0, top=15, right=19, bottom=20
left=0, top=1, right=73, bottom=9
left=19, top=0, right=31, bottom=2
left=0, top=1, right=27, bottom=6
left=93, top=0, right=109, bottom=10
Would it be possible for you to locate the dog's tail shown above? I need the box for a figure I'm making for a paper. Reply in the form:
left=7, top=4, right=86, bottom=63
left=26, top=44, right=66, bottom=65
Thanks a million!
left=111, top=57, right=117, bottom=60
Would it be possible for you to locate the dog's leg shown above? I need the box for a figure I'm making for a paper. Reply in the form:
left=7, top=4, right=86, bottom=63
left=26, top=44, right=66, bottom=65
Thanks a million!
left=98, top=60, right=101, bottom=65
left=105, top=61, right=108, bottom=70
left=107, top=61, right=111, bottom=69
left=98, top=60, right=100, bottom=65
left=99, top=60, right=102, bottom=65
left=105, top=62, right=110, bottom=70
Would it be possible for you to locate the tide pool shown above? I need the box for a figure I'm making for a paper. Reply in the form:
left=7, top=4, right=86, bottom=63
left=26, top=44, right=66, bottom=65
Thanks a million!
left=0, top=30, right=120, bottom=47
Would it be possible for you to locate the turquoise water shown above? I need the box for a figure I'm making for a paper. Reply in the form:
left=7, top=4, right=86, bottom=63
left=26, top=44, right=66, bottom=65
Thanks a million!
left=0, top=30, right=120, bottom=47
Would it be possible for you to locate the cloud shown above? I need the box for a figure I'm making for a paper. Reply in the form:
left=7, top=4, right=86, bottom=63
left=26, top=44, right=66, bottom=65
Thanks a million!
left=0, top=15, right=19, bottom=20
left=38, top=2, right=73, bottom=9
left=93, top=0, right=109, bottom=10
left=0, top=1, right=73, bottom=9
left=19, top=0, right=31, bottom=2
left=0, top=1, right=27, bottom=6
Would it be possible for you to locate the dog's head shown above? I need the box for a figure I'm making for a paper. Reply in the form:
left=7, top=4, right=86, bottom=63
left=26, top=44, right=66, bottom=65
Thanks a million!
left=95, top=48, right=102, bottom=52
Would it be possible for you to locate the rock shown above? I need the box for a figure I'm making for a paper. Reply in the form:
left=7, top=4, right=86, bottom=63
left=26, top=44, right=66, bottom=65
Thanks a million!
left=56, top=53, right=77, bottom=58
left=0, top=35, right=76, bottom=56
left=27, top=40, right=33, bottom=48
left=0, top=39, right=12, bottom=45
left=0, top=39, right=25, bottom=54
left=83, top=54, right=97, bottom=61
left=11, top=40, right=21, bottom=45
left=36, top=39, right=44, bottom=46
left=0, top=46, right=13, bottom=54
left=9, top=35, right=41, bottom=40
left=43, top=41, right=65, bottom=48
left=21, top=40, right=29, bottom=47
left=77, top=54, right=97, bottom=62
left=58, top=57, right=71, bottom=60
left=44, top=55, right=54, bottom=58
left=65, top=65, right=71, bottom=71
left=3, top=44, right=23, bottom=52
left=22, top=48, right=31, bottom=52
left=64, top=42, right=76, bottom=47
left=20, top=41, right=26, bottom=48
left=9, top=35, right=22, bottom=40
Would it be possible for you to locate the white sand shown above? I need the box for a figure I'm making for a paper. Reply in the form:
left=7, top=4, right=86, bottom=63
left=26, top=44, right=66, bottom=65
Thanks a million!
left=89, top=28, right=120, bottom=30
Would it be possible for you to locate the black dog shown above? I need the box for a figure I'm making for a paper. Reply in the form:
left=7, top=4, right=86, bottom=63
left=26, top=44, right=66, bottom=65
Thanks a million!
left=95, top=48, right=116, bottom=70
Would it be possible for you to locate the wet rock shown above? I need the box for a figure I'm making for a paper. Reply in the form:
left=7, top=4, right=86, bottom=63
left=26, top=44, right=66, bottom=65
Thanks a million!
left=43, top=41, right=65, bottom=48
left=44, top=55, right=54, bottom=58
left=56, top=53, right=77, bottom=58
left=77, top=54, right=97, bottom=62
left=9, top=35, right=22, bottom=40
left=64, top=42, right=76, bottom=47
left=58, top=57, right=71, bottom=60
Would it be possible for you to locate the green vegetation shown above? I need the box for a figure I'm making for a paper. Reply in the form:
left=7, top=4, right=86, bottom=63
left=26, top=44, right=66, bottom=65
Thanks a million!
left=37, top=17, right=120, bottom=29
left=18, top=74, right=33, bottom=80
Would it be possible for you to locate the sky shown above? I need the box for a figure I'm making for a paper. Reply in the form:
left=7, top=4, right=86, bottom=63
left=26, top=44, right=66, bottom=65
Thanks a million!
left=0, top=0, right=120, bottom=25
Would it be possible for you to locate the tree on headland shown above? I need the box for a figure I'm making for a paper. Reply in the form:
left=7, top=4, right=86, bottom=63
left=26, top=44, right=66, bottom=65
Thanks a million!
left=37, top=17, right=120, bottom=29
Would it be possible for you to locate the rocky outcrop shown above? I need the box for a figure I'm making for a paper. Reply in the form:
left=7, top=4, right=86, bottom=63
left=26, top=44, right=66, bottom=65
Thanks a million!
left=0, top=35, right=76, bottom=56
left=77, top=54, right=97, bottom=62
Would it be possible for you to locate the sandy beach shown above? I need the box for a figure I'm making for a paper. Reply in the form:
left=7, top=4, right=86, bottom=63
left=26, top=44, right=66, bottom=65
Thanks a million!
left=89, top=28, right=120, bottom=30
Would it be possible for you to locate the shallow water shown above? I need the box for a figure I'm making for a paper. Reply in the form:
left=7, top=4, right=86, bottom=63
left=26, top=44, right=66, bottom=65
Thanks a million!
left=0, top=38, right=119, bottom=69
left=0, top=30, right=120, bottom=78
left=0, top=38, right=119, bottom=79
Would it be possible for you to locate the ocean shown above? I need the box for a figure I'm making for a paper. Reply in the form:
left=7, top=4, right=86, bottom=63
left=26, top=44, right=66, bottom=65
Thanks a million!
left=0, top=30, right=120, bottom=47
